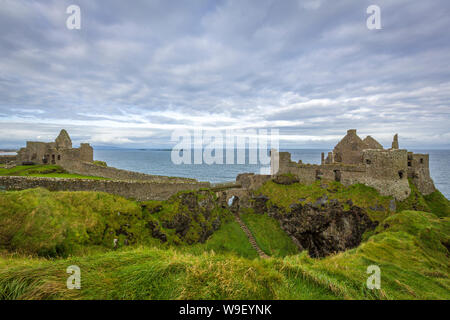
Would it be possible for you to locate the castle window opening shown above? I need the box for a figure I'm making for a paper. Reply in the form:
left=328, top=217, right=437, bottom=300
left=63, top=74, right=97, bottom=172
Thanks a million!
left=227, top=196, right=235, bottom=207
left=408, top=161, right=411, bottom=167
left=420, top=158, right=424, bottom=164
left=398, top=170, right=404, bottom=179
left=315, top=170, right=322, bottom=181
left=366, top=159, right=371, bottom=165
left=57, top=155, right=61, bottom=160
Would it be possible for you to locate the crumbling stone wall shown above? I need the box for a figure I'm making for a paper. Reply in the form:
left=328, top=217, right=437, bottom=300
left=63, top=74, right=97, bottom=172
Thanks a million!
left=363, top=136, right=383, bottom=149
left=0, top=176, right=210, bottom=201
left=332, top=129, right=368, bottom=164
left=15, top=130, right=93, bottom=165
left=407, top=153, right=435, bottom=194
left=236, top=173, right=271, bottom=190
left=0, top=155, right=17, bottom=165
left=61, top=160, right=197, bottom=183
left=274, top=152, right=411, bottom=200
left=270, top=130, right=436, bottom=200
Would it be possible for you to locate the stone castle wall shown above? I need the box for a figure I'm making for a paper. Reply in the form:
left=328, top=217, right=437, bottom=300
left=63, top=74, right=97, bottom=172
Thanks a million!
left=60, top=160, right=197, bottom=183
left=407, top=153, right=435, bottom=194
left=236, top=173, right=272, bottom=190
left=273, top=151, right=412, bottom=200
left=0, top=176, right=210, bottom=201
left=15, top=130, right=94, bottom=166
left=0, top=155, right=17, bottom=164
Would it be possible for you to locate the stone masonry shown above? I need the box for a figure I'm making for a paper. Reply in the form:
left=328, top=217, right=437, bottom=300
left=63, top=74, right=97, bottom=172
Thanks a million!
left=270, top=129, right=436, bottom=200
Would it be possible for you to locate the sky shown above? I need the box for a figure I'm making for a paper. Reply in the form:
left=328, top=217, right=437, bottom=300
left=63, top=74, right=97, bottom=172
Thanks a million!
left=0, top=0, right=449, bottom=149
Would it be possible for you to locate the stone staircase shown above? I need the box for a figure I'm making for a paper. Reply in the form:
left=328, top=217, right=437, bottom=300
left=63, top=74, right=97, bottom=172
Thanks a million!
left=234, top=214, right=269, bottom=259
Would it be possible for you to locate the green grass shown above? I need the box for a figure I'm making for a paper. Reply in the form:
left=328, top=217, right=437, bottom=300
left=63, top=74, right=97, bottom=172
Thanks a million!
left=240, top=210, right=299, bottom=257
left=288, top=210, right=450, bottom=300
left=93, top=161, right=107, bottom=167
left=187, top=219, right=259, bottom=259
left=0, top=165, right=108, bottom=180
left=397, top=179, right=450, bottom=218
left=0, top=210, right=448, bottom=300
left=0, top=188, right=233, bottom=257
left=0, top=188, right=156, bottom=257
left=0, top=246, right=340, bottom=300
left=0, top=180, right=449, bottom=300
left=141, top=190, right=232, bottom=245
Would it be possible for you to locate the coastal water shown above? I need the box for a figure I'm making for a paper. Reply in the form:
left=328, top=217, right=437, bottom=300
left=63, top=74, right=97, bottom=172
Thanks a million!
left=94, top=149, right=450, bottom=199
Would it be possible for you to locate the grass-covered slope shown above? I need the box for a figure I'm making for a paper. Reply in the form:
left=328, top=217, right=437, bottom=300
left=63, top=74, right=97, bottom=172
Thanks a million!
left=0, top=188, right=153, bottom=257
left=396, top=179, right=450, bottom=218
left=188, top=220, right=260, bottom=259
left=0, top=165, right=107, bottom=180
left=0, top=188, right=232, bottom=257
left=0, top=210, right=448, bottom=300
left=240, top=209, right=298, bottom=257
left=0, top=179, right=449, bottom=300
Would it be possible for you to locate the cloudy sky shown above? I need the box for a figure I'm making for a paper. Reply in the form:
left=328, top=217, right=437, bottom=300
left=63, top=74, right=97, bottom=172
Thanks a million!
left=0, top=0, right=449, bottom=149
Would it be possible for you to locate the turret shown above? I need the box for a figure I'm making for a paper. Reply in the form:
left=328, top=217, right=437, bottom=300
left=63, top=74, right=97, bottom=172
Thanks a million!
left=391, top=134, right=399, bottom=149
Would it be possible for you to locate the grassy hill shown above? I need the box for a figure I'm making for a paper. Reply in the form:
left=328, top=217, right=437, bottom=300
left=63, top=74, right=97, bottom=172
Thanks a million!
left=0, top=179, right=449, bottom=300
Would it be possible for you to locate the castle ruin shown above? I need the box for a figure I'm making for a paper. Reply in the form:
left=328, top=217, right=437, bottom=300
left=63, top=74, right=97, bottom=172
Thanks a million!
left=14, top=129, right=94, bottom=166
left=271, top=129, right=435, bottom=200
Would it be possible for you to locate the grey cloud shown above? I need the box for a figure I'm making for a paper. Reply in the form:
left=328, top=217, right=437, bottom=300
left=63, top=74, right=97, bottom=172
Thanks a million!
left=0, top=0, right=449, bottom=149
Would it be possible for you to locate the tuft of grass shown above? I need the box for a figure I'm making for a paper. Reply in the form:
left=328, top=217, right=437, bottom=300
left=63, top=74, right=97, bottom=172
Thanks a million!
left=93, top=161, right=107, bottom=167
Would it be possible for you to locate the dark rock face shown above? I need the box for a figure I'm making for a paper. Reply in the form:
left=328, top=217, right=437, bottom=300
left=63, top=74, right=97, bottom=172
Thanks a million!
left=147, top=221, right=167, bottom=242
left=254, top=196, right=377, bottom=258
left=159, top=191, right=225, bottom=244
left=369, top=204, right=385, bottom=212
left=252, top=195, right=269, bottom=214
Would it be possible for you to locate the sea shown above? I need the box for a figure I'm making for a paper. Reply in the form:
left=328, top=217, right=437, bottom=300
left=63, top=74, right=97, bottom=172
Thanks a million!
left=88, top=149, right=450, bottom=200
left=1, top=148, right=448, bottom=199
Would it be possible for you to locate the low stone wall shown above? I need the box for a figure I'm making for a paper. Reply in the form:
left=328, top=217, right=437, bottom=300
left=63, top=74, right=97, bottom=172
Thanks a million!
left=0, top=176, right=210, bottom=201
left=61, top=160, right=199, bottom=183
left=0, top=155, right=17, bottom=164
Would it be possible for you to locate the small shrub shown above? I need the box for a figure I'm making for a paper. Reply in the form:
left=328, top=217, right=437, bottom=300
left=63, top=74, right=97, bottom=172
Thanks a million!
left=93, top=161, right=107, bottom=167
